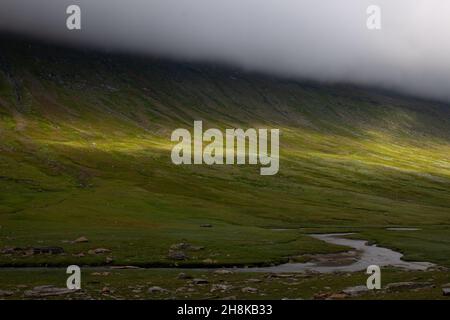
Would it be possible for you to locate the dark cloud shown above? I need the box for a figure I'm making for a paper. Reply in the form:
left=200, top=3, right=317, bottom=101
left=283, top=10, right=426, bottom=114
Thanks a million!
left=1, top=0, right=450, bottom=102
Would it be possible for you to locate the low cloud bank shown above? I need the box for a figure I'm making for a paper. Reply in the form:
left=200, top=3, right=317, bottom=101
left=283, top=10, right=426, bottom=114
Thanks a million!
left=1, top=0, right=450, bottom=102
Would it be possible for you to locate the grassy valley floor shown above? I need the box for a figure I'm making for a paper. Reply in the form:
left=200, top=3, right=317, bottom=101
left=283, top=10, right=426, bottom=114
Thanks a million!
left=0, top=36, right=449, bottom=299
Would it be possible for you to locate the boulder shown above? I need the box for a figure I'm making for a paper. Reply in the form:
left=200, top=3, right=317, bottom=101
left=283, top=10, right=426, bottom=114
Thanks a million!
left=385, top=282, right=434, bottom=291
left=241, top=287, right=258, bottom=293
left=101, top=287, right=111, bottom=294
left=1, top=247, right=17, bottom=254
left=329, top=293, right=348, bottom=300
left=177, top=272, right=193, bottom=280
left=2, top=246, right=64, bottom=255
left=170, top=243, right=191, bottom=250
left=192, top=278, right=209, bottom=285
left=24, top=285, right=75, bottom=297
left=0, top=290, right=14, bottom=297
left=73, top=236, right=89, bottom=243
left=168, top=250, right=188, bottom=260
left=32, top=247, right=64, bottom=255
left=211, top=284, right=233, bottom=292
left=148, top=286, right=168, bottom=294
left=202, top=258, right=216, bottom=264
left=342, top=285, right=369, bottom=296
left=88, top=248, right=111, bottom=255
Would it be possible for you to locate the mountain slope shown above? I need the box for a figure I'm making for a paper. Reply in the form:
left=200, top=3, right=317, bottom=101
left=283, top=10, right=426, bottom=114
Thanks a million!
left=0, top=35, right=450, bottom=267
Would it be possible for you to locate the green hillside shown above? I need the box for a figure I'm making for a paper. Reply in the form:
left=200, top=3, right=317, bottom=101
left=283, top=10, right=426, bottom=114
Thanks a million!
left=1, top=35, right=450, bottom=268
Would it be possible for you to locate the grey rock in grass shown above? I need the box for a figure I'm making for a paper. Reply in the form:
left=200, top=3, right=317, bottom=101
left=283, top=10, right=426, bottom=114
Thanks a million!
left=73, top=236, right=89, bottom=243
left=0, top=290, right=14, bottom=297
left=192, top=278, right=209, bottom=285
left=168, top=250, right=188, bottom=260
left=385, top=282, right=434, bottom=291
left=342, top=285, right=369, bottom=296
left=148, top=286, right=168, bottom=294
left=177, top=272, right=193, bottom=279
left=88, top=248, right=111, bottom=255
left=24, top=285, right=75, bottom=298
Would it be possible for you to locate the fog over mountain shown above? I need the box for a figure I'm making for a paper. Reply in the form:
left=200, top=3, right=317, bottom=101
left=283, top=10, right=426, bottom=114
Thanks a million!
left=1, top=0, right=450, bottom=102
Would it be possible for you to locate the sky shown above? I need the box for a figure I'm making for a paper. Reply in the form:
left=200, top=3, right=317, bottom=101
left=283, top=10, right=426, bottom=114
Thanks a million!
left=1, top=0, right=450, bottom=102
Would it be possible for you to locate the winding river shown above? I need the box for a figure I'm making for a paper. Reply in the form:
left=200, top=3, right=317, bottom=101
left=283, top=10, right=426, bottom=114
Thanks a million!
left=235, top=233, right=434, bottom=273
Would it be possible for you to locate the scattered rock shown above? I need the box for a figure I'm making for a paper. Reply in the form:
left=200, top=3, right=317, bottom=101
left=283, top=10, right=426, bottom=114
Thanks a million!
left=443, top=288, right=450, bottom=296
left=192, top=278, right=209, bottom=285
left=88, top=248, right=111, bottom=255
left=342, top=285, right=369, bottom=297
left=329, top=293, right=348, bottom=300
left=73, top=236, right=89, bottom=243
left=0, top=290, right=14, bottom=297
left=177, top=272, right=193, bottom=280
left=1, top=247, right=18, bottom=254
left=167, top=242, right=205, bottom=261
left=24, top=285, right=75, bottom=298
left=313, top=292, right=331, bottom=300
left=2, top=247, right=64, bottom=256
left=211, top=284, right=233, bottom=292
left=101, top=287, right=111, bottom=294
left=170, top=243, right=191, bottom=250
left=105, top=257, right=114, bottom=264
left=32, top=247, right=65, bottom=255
left=241, top=287, right=258, bottom=293
left=220, top=295, right=237, bottom=300
left=148, top=286, right=168, bottom=294
left=202, top=258, right=217, bottom=264
left=429, top=266, right=449, bottom=272
left=385, top=282, right=434, bottom=291
left=168, top=251, right=188, bottom=260
left=170, top=242, right=204, bottom=251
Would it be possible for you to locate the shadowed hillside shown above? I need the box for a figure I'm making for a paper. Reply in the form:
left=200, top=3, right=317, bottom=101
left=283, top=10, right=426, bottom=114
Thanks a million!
left=0, top=35, right=450, bottom=268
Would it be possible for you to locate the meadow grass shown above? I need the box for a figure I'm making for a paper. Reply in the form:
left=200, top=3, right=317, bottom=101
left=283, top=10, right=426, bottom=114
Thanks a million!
left=0, top=41, right=449, bottom=271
